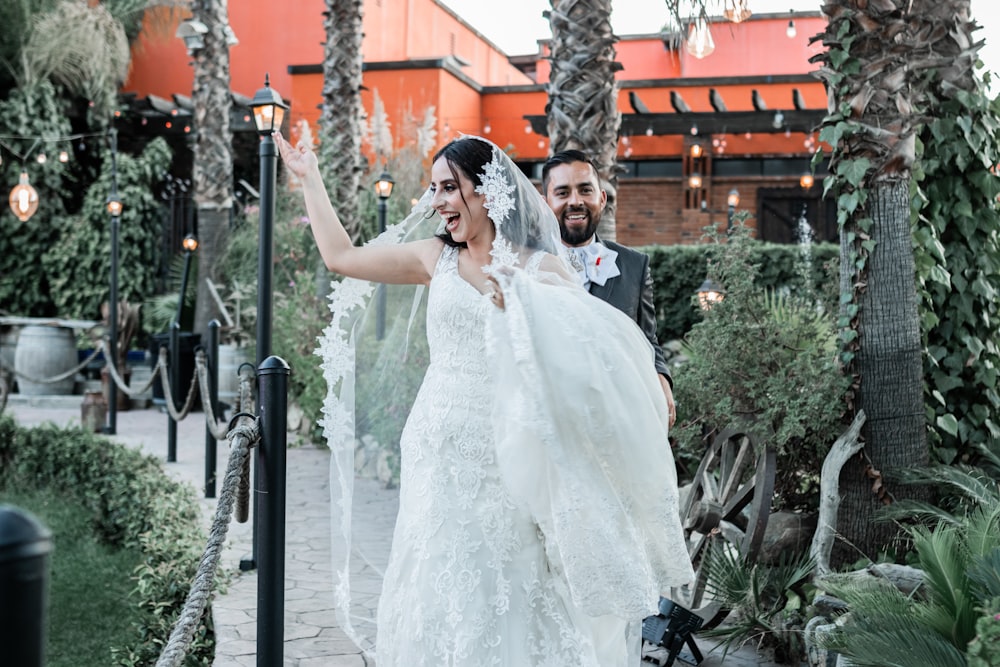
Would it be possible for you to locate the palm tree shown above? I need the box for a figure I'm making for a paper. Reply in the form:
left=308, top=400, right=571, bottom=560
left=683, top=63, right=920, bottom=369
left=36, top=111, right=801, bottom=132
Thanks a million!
left=812, top=0, right=990, bottom=562
left=189, top=0, right=235, bottom=337
left=546, top=0, right=621, bottom=240
left=318, top=0, right=365, bottom=242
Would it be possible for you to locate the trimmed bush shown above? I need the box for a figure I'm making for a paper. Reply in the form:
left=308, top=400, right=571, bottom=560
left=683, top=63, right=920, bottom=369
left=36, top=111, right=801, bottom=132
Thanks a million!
left=0, top=415, right=214, bottom=666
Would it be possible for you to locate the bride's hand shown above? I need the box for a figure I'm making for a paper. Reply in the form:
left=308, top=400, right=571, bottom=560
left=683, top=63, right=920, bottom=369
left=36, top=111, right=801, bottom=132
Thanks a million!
left=274, top=131, right=319, bottom=180
left=485, top=275, right=505, bottom=310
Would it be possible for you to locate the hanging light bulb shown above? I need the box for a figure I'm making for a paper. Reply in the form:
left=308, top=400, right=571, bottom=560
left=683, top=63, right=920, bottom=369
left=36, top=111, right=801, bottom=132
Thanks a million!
left=58, top=150, right=69, bottom=163
left=688, top=173, right=703, bottom=189
left=686, top=17, right=715, bottom=59
left=786, top=11, right=797, bottom=38
left=689, top=143, right=703, bottom=158
left=9, top=171, right=40, bottom=222
left=483, top=121, right=491, bottom=134
left=36, top=153, right=47, bottom=164
left=723, top=0, right=751, bottom=23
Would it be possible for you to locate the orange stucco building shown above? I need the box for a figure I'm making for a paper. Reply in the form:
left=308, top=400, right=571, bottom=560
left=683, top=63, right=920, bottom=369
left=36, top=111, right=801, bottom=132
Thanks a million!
left=123, top=0, right=833, bottom=246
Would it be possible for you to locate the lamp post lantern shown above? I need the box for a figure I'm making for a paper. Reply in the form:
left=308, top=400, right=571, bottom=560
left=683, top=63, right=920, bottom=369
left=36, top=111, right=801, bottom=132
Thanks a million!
left=105, top=128, right=123, bottom=435
left=374, top=171, right=395, bottom=340
left=726, top=188, right=740, bottom=232
left=175, top=234, right=199, bottom=327
left=696, top=278, right=725, bottom=311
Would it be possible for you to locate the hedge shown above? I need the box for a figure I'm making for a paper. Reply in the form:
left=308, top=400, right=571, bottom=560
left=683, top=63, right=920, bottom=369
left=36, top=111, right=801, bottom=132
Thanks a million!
left=0, top=415, right=214, bottom=666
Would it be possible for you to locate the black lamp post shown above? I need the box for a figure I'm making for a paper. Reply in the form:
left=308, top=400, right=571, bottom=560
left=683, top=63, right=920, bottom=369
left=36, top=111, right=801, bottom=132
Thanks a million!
left=246, top=76, right=289, bottom=644
left=374, top=171, right=395, bottom=340
left=726, top=188, right=740, bottom=232
left=175, top=234, right=199, bottom=327
left=249, top=73, right=288, bottom=368
left=105, top=129, right=123, bottom=435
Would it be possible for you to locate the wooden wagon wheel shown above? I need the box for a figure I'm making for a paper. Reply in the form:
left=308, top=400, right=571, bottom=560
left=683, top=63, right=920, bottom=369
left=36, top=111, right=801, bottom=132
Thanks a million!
left=670, top=427, right=777, bottom=629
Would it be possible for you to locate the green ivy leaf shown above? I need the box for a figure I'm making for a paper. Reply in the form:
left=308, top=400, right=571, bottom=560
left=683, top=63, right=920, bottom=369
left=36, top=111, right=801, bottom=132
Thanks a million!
left=936, top=414, right=959, bottom=437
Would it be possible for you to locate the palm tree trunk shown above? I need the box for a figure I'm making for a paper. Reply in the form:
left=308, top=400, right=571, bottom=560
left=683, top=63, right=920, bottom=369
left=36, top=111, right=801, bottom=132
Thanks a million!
left=546, top=0, right=621, bottom=241
left=318, top=0, right=364, bottom=242
left=836, top=181, right=927, bottom=560
left=816, top=0, right=929, bottom=564
left=190, top=0, right=234, bottom=337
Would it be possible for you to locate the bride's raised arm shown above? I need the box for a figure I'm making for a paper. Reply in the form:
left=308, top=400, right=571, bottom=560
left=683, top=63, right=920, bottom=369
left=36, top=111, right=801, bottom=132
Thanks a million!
left=275, top=131, right=438, bottom=285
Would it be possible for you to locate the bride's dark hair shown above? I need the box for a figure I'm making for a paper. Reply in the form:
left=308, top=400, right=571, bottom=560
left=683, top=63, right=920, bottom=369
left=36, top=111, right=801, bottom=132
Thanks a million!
left=432, top=137, right=493, bottom=248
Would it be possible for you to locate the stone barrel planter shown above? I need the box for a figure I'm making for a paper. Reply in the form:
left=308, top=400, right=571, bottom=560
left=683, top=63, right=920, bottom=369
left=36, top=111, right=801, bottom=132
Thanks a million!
left=13, top=325, right=78, bottom=395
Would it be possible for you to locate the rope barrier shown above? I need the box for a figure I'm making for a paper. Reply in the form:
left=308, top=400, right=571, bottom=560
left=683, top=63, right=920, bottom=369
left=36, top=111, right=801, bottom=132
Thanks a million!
left=156, top=347, right=201, bottom=422
left=153, top=413, right=261, bottom=667
left=99, top=339, right=160, bottom=398
left=194, top=349, right=230, bottom=441
left=0, top=346, right=102, bottom=385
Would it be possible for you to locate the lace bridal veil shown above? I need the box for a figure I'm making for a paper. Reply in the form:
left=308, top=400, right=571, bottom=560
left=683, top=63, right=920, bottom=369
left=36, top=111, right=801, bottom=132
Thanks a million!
left=316, top=135, right=693, bottom=659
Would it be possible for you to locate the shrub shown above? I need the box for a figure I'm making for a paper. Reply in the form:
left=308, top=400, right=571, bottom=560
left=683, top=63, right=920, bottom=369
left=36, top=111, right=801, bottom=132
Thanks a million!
left=671, top=223, right=849, bottom=511
left=0, top=415, right=214, bottom=666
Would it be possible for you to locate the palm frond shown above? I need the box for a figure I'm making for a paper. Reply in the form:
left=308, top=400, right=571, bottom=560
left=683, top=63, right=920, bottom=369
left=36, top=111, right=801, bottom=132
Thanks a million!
left=20, top=1, right=130, bottom=118
left=967, top=547, right=1000, bottom=601
left=911, top=525, right=977, bottom=646
left=823, top=624, right=967, bottom=667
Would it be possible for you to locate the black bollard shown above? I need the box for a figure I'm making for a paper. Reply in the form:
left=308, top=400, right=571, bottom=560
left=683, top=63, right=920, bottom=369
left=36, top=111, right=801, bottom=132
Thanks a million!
left=0, top=505, right=52, bottom=667
left=167, top=322, right=180, bottom=463
left=204, top=320, right=220, bottom=498
left=256, top=355, right=289, bottom=667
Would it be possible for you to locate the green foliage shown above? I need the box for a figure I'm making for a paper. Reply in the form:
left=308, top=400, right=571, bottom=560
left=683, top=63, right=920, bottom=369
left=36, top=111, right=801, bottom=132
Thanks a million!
left=642, top=241, right=839, bottom=342
left=1, top=486, right=143, bottom=667
left=914, top=87, right=1000, bottom=464
left=0, top=415, right=214, bottom=666
left=0, top=80, right=74, bottom=316
left=820, top=509, right=1000, bottom=666
left=820, top=457, right=1000, bottom=667
left=672, top=224, right=849, bottom=510
left=42, top=137, right=171, bottom=321
left=968, top=598, right=1000, bottom=667
left=702, top=545, right=815, bottom=662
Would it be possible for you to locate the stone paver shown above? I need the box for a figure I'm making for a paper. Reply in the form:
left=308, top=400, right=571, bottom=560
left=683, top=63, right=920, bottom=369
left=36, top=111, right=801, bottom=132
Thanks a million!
left=3, top=395, right=794, bottom=666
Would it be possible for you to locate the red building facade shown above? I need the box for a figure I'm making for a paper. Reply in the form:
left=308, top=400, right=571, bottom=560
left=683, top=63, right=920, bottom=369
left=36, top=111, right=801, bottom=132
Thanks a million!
left=123, top=1, right=832, bottom=245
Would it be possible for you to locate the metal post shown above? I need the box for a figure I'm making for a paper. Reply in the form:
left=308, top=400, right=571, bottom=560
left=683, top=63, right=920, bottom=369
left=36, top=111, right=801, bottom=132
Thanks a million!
left=256, top=355, right=289, bottom=667
left=167, top=322, right=179, bottom=463
left=204, top=320, right=220, bottom=498
left=256, top=134, right=276, bottom=367
left=0, top=505, right=52, bottom=667
left=244, top=122, right=278, bottom=572
left=376, top=198, right=387, bottom=340
left=176, top=250, right=193, bottom=329
left=105, top=129, right=120, bottom=435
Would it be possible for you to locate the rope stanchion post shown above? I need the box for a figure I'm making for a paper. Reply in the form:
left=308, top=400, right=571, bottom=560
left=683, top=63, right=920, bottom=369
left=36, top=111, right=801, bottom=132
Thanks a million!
left=256, top=355, right=289, bottom=667
left=0, top=506, right=51, bottom=667
left=204, top=321, right=220, bottom=498
left=168, top=322, right=180, bottom=463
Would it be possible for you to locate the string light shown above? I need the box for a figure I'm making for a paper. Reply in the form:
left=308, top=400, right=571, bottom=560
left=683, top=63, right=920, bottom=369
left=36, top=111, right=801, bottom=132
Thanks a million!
left=9, top=172, right=39, bottom=222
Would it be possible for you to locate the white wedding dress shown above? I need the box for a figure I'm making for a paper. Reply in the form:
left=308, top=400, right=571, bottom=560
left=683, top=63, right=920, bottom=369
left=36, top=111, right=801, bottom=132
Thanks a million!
left=372, top=245, right=693, bottom=666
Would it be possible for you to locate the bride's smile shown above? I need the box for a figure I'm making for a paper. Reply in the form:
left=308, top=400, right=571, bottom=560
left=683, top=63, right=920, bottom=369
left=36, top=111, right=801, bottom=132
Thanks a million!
left=430, top=156, right=490, bottom=245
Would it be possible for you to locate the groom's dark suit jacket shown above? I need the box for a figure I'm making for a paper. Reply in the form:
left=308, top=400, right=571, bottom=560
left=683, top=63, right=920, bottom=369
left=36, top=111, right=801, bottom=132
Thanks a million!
left=588, top=238, right=672, bottom=386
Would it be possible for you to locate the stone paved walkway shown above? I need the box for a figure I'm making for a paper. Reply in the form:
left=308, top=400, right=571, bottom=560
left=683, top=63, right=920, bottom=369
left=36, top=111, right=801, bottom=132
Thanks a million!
left=4, top=394, right=794, bottom=666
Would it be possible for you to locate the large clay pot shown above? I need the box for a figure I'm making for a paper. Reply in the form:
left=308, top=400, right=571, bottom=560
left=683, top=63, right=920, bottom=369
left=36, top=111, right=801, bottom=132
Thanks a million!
left=13, top=325, right=77, bottom=395
left=217, top=344, right=252, bottom=410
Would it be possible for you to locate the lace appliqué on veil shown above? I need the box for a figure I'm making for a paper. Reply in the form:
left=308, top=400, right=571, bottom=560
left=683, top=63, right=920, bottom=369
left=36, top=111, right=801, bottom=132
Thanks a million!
left=475, top=145, right=519, bottom=272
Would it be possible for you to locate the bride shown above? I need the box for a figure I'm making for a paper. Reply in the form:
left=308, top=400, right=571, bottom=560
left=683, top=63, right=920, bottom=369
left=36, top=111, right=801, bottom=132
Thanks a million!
left=276, top=132, right=693, bottom=666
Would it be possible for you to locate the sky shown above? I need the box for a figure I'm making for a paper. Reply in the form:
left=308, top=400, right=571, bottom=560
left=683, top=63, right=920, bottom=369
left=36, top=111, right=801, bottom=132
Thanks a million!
left=441, top=0, right=1000, bottom=87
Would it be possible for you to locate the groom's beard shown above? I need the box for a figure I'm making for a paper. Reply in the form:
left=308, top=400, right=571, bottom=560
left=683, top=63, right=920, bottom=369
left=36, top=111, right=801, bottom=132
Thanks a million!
left=558, top=207, right=600, bottom=246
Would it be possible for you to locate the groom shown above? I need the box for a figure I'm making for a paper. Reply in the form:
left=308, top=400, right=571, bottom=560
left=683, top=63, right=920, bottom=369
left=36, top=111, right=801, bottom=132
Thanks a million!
left=542, top=150, right=676, bottom=425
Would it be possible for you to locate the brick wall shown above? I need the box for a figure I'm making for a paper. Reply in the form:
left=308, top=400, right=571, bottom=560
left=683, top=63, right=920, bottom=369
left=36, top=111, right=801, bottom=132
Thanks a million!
left=615, top=177, right=802, bottom=247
